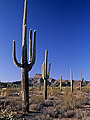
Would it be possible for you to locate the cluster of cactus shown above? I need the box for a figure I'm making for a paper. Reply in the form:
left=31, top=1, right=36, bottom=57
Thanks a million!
left=13, top=0, right=36, bottom=113
left=60, top=69, right=83, bottom=93
left=70, top=69, right=83, bottom=92
left=12, top=0, right=85, bottom=114
left=42, top=50, right=51, bottom=100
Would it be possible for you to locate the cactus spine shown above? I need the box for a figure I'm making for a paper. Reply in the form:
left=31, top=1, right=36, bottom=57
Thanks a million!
left=80, top=70, right=82, bottom=91
left=42, top=50, right=51, bottom=100
left=60, top=76, right=62, bottom=91
left=70, top=69, right=73, bottom=92
left=13, top=0, right=36, bottom=113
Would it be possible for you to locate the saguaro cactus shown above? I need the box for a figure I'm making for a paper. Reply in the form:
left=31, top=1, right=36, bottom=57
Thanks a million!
left=60, top=76, right=62, bottom=91
left=13, top=0, right=36, bottom=113
left=80, top=70, right=82, bottom=91
left=70, top=69, right=73, bottom=92
left=42, top=50, right=51, bottom=100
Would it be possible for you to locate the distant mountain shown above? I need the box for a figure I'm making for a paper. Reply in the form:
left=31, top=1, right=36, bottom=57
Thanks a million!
left=29, top=74, right=54, bottom=86
left=1, top=74, right=90, bottom=88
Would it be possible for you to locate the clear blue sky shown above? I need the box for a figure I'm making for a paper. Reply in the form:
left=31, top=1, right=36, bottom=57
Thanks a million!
left=0, top=0, right=90, bottom=82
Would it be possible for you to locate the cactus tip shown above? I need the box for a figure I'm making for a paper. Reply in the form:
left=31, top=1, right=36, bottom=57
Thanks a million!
left=34, top=30, right=36, bottom=33
left=13, top=40, right=15, bottom=43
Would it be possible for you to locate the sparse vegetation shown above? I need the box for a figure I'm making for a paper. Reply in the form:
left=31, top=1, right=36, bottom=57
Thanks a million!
left=0, top=85, right=90, bottom=119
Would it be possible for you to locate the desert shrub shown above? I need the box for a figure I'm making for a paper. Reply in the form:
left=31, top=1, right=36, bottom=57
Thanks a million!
left=62, top=87, right=71, bottom=93
left=0, top=108, right=14, bottom=120
left=75, top=93, right=86, bottom=108
left=48, top=87, right=60, bottom=97
left=1, top=88, right=20, bottom=96
left=43, top=107, right=60, bottom=119
left=35, top=114, right=52, bottom=120
left=30, top=104, right=39, bottom=111
left=0, top=96, right=22, bottom=119
left=30, top=102, right=43, bottom=111
left=75, top=109, right=90, bottom=120
left=30, top=95, right=44, bottom=104
left=49, top=110, right=59, bottom=118
left=62, top=110, right=75, bottom=118
left=61, top=93, right=76, bottom=112
left=42, top=100, right=55, bottom=107
left=82, top=86, right=90, bottom=94
left=60, top=92, right=86, bottom=114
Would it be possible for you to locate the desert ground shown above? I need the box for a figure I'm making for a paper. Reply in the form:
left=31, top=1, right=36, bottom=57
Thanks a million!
left=0, top=77, right=90, bottom=120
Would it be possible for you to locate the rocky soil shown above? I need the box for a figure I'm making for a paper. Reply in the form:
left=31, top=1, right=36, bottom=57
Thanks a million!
left=0, top=86, right=90, bottom=120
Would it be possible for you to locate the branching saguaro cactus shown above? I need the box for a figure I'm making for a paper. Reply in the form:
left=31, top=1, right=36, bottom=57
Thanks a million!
left=13, top=0, right=36, bottom=113
left=70, top=69, right=73, bottom=92
left=42, top=50, right=51, bottom=100
left=60, top=76, right=62, bottom=91
left=80, top=70, right=82, bottom=91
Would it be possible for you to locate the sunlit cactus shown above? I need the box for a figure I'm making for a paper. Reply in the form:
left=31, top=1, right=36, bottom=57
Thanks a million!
left=42, top=50, right=51, bottom=100
left=60, top=76, right=62, bottom=91
left=13, top=0, right=36, bottom=113
left=70, top=69, right=73, bottom=92
left=80, top=69, right=82, bottom=91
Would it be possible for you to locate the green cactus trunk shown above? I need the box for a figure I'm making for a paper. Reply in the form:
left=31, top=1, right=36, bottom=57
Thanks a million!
left=80, top=81, right=82, bottom=91
left=44, top=50, right=48, bottom=100
left=42, top=50, right=51, bottom=100
left=70, top=69, right=73, bottom=92
left=44, top=78, right=47, bottom=100
left=80, top=70, right=82, bottom=91
left=13, top=0, right=36, bottom=113
left=60, top=76, right=62, bottom=91
left=21, top=68, right=29, bottom=112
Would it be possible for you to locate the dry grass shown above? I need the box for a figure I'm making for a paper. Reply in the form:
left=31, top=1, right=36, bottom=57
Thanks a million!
left=82, top=86, right=90, bottom=93
left=0, top=86, right=90, bottom=119
left=0, top=87, right=20, bottom=96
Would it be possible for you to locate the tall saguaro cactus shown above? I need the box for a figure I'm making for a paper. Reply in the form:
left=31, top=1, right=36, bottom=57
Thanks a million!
left=80, top=70, right=82, bottom=91
left=13, top=0, right=36, bottom=113
left=70, top=69, right=73, bottom=92
left=42, top=50, right=51, bottom=100
left=60, top=76, right=62, bottom=91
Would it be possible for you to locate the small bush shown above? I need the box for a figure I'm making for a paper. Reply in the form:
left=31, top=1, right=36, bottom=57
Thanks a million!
left=30, top=95, right=44, bottom=104
left=1, top=88, right=19, bottom=96
left=82, top=86, right=90, bottom=93
left=62, top=110, right=75, bottom=118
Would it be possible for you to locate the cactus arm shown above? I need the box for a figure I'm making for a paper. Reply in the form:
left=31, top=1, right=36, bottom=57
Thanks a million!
left=47, top=62, right=51, bottom=79
left=32, top=30, right=36, bottom=64
left=42, top=62, right=45, bottom=79
left=28, top=30, right=36, bottom=71
left=42, top=63, right=44, bottom=79
left=29, top=29, right=32, bottom=63
left=21, top=24, right=27, bottom=64
left=13, top=40, right=22, bottom=68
